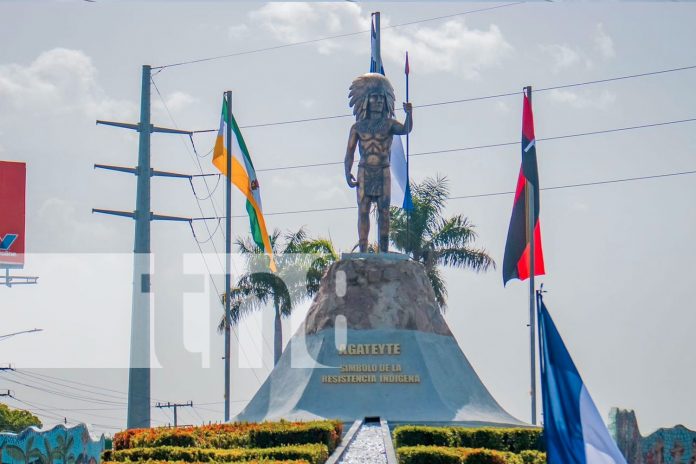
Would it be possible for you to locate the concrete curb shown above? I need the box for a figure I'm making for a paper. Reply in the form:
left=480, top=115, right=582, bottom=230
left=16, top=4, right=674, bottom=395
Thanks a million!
left=326, top=420, right=362, bottom=464
left=380, top=419, right=398, bottom=464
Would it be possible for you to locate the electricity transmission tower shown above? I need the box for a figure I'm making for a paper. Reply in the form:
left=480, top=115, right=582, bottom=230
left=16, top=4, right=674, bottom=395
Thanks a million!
left=93, top=65, right=194, bottom=429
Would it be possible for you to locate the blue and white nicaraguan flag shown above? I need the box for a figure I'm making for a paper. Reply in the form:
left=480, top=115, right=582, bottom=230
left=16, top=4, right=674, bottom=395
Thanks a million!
left=538, top=297, right=628, bottom=464
left=369, top=12, right=385, bottom=75
left=369, top=12, right=413, bottom=211
left=390, top=134, right=412, bottom=210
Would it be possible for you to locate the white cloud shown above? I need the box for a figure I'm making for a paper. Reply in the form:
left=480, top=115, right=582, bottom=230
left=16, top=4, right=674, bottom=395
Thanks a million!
left=496, top=101, right=511, bottom=114
left=0, top=48, right=135, bottom=120
left=594, top=23, right=616, bottom=59
left=228, top=24, right=249, bottom=39
left=299, top=98, right=317, bottom=109
left=539, top=43, right=591, bottom=73
left=548, top=89, right=616, bottom=110
left=250, top=2, right=367, bottom=55
left=383, top=21, right=511, bottom=78
left=248, top=3, right=511, bottom=78
left=153, top=90, right=197, bottom=113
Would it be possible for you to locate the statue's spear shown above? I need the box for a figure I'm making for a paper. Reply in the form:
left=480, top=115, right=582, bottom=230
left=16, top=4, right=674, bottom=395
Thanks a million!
left=405, top=51, right=413, bottom=245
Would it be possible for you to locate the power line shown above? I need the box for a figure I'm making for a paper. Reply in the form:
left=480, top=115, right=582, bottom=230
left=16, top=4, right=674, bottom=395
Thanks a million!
left=0, top=373, right=128, bottom=406
left=152, top=77, right=227, bottom=276
left=183, top=63, right=696, bottom=132
left=152, top=76, right=277, bottom=375
left=8, top=396, right=123, bottom=431
left=187, top=223, right=267, bottom=386
left=12, top=369, right=170, bottom=405
left=12, top=370, right=129, bottom=402
left=154, top=3, right=522, bottom=70
left=191, top=168, right=696, bottom=219
left=250, top=116, right=696, bottom=173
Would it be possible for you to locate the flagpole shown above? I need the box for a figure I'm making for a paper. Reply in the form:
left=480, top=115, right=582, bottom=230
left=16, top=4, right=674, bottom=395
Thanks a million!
left=224, top=90, right=232, bottom=423
left=405, top=51, right=411, bottom=248
left=525, top=85, right=537, bottom=426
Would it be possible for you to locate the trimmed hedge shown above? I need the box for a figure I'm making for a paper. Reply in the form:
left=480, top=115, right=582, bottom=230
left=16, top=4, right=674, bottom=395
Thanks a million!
left=103, top=444, right=328, bottom=464
left=113, top=421, right=342, bottom=453
left=103, top=461, right=309, bottom=464
left=396, top=446, right=527, bottom=464
left=393, top=426, right=544, bottom=453
left=518, top=450, right=546, bottom=464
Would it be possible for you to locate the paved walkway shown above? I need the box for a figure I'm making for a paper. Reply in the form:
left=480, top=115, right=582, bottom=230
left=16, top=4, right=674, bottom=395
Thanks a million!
left=337, top=422, right=387, bottom=464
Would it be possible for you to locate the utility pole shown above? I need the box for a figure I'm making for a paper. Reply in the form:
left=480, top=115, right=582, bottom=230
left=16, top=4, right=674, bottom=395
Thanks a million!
left=525, top=85, right=537, bottom=426
left=0, top=390, right=12, bottom=397
left=93, top=65, right=194, bottom=430
left=155, top=401, right=193, bottom=428
left=223, top=90, right=232, bottom=423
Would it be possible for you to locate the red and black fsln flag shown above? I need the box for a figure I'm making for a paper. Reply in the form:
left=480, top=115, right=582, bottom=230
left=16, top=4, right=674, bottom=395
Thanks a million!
left=503, top=88, right=546, bottom=285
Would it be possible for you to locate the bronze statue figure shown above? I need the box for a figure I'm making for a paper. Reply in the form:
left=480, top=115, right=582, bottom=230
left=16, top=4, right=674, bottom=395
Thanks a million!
left=344, top=73, right=413, bottom=253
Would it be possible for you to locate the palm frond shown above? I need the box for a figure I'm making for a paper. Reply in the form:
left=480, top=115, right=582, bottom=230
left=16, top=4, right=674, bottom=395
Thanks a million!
left=425, top=265, right=448, bottom=310
left=234, top=236, right=261, bottom=255
left=282, top=227, right=308, bottom=254
left=427, top=215, right=477, bottom=250
left=436, top=247, right=496, bottom=272
left=217, top=275, right=270, bottom=333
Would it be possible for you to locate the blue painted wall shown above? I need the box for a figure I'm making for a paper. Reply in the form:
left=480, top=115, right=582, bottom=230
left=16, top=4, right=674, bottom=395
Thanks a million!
left=610, top=408, right=696, bottom=464
left=0, top=424, right=104, bottom=464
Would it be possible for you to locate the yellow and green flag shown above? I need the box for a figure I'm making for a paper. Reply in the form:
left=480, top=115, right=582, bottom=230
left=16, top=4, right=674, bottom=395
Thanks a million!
left=213, top=98, right=277, bottom=272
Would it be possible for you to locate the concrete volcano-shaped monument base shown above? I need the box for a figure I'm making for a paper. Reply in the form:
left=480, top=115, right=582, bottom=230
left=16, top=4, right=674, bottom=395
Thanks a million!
left=233, top=254, right=523, bottom=425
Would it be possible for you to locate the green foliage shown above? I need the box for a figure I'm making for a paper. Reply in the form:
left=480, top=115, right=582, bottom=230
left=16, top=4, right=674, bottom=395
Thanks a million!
left=390, top=176, right=495, bottom=309
left=518, top=450, right=546, bottom=464
left=105, top=444, right=328, bottom=464
left=396, top=446, right=525, bottom=464
left=103, top=461, right=308, bottom=464
left=393, top=426, right=544, bottom=453
left=396, top=446, right=461, bottom=464
left=393, top=426, right=453, bottom=448
left=0, top=404, right=42, bottom=433
left=248, top=421, right=341, bottom=453
left=113, top=420, right=342, bottom=453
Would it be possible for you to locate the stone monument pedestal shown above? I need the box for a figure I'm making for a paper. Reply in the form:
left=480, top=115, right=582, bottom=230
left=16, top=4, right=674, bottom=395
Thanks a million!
left=233, top=254, right=522, bottom=425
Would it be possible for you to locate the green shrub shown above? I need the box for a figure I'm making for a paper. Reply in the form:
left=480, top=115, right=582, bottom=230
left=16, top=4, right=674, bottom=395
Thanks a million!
left=107, top=444, right=328, bottom=464
left=249, top=422, right=341, bottom=453
left=103, top=461, right=309, bottom=464
left=393, top=426, right=544, bottom=453
left=396, top=446, right=525, bottom=464
left=113, top=420, right=342, bottom=451
left=518, top=450, right=546, bottom=464
left=463, top=449, right=522, bottom=464
left=393, top=426, right=454, bottom=448
left=397, top=446, right=461, bottom=464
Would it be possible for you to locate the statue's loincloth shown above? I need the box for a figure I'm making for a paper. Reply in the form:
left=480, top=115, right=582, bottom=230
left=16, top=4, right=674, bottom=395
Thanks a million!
left=359, top=164, right=389, bottom=197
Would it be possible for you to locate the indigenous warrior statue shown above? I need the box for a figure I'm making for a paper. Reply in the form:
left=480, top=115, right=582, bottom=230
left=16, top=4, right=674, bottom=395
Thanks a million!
left=344, top=73, right=413, bottom=253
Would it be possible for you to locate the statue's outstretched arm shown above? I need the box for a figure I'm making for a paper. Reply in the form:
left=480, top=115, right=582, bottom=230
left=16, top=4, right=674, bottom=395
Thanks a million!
left=344, top=124, right=359, bottom=188
left=391, top=102, right=413, bottom=136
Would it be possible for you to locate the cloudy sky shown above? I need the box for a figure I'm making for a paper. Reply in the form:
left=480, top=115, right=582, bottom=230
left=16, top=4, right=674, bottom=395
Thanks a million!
left=1, top=1, right=695, bottom=436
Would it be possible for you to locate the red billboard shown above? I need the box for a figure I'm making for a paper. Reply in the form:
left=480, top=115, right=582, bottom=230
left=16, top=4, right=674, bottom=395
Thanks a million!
left=0, top=161, right=26, bottom=268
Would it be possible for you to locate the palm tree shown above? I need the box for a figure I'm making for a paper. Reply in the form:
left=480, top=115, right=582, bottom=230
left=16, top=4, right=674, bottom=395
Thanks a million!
left=390, top=175, right=495, bottom=309
left=5, top=436, right=45, bottom=464
left=294, top=237, right=340, bottom=297
left=218, top=228, right=339, bottom=365
left=42, top=437, right=61, bottom=464
left=55, top=432, right=75, bottom=464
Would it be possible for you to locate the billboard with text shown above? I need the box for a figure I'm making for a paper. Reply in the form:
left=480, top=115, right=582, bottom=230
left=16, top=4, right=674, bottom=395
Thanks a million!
left=0, top=161, right=26, bottom=268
